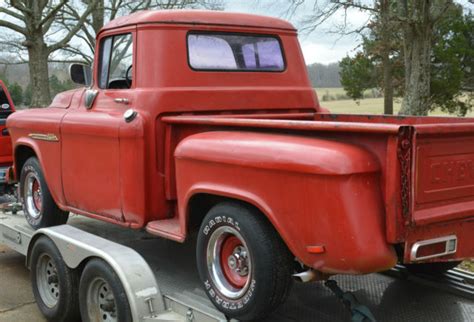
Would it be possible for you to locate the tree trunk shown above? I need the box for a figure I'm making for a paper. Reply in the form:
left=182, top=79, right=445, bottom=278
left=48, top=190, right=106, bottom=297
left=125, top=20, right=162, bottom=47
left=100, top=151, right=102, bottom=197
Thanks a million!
left=382, top=53, right=394, bottom=115
left=399, top=27, right=431, bottom=116
left=27, top=38, right=52, bottom=107
left=380, top=0, right=393, bottom=115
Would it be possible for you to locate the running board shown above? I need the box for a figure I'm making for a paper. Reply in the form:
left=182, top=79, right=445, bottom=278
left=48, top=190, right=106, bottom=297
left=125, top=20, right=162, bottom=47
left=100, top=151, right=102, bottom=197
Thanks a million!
left=146, top=218, right=185, bottom=242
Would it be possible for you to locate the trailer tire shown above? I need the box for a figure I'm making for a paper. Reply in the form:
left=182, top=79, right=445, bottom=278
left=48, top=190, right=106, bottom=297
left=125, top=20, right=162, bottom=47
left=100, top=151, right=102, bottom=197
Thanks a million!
left=196, top=202, right=293, bottom=321
left=79, top=259, right=132, bottom=322
left=405, top=261, right=461, bottom=274
left=30, top=236, right=81, bottom=322
left=20, top=157, right=68, bottom=229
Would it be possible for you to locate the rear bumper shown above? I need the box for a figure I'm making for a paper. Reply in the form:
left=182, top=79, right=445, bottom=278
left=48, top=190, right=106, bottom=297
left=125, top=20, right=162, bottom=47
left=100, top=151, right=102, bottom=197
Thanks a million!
left=403, top=218, right=474, bottom=264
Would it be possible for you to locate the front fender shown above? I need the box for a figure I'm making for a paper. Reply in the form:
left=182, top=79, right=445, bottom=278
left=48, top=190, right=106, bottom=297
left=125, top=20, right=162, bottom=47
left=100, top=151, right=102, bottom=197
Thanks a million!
left=175, top=131, right=397, bottom=274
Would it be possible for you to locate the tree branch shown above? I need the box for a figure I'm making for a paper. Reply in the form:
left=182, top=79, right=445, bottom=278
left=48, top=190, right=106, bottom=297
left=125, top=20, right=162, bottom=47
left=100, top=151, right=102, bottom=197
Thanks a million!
left=0, top=19, right=26, bottom=35
left=48, top=0, right=99, bottom=53
left=38, top=0, right=68, bottom=28
left=0, top=6, right=24, bottom=21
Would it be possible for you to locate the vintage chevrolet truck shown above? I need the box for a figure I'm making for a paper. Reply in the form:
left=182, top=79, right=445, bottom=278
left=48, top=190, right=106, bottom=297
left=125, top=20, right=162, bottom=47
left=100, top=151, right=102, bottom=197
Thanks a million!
left=6, top=10, right=474, bottom=321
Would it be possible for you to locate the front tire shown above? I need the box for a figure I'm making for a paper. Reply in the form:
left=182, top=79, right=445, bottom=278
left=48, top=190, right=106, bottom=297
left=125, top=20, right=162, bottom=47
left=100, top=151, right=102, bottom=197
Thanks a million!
left=20, top=157, right=68, bottom=229
left=196, top=202, right=293, bottom=321
left=30, top=236, right=81, bottom=322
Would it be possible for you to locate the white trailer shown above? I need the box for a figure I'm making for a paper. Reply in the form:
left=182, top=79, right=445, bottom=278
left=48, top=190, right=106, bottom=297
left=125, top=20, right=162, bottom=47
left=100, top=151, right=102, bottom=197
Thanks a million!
left=0, top=213, right=229, bottom=322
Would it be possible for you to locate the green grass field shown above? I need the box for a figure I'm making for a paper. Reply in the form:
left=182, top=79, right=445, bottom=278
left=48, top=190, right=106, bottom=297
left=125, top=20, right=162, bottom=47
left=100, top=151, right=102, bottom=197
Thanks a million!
left=315, top=88, right=474, bottom=117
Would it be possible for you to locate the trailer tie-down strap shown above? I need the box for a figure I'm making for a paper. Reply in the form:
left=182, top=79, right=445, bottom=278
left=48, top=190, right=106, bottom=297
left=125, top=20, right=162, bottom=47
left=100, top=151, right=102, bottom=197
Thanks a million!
left=325, top=280, right=377, bottom=322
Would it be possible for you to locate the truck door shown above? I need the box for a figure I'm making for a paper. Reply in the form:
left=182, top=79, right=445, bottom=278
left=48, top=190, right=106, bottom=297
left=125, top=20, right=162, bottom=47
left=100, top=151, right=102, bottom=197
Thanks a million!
left=61, top=31, right=136, bottom=222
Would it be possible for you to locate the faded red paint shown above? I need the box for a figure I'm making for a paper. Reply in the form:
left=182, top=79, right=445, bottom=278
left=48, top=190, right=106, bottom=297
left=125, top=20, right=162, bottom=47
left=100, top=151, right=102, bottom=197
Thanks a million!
left=6, top=11, right=473, bottom=274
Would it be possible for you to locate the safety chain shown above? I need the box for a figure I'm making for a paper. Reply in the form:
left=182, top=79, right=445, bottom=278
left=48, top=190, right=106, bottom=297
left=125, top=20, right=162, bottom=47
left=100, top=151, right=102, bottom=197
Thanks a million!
left=397, top=126, right=413, bottom=221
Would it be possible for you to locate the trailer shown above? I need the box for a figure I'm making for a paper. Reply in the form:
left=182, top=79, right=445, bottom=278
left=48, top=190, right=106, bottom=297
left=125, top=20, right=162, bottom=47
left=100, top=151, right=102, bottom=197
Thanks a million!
left=1, top=209, right=473, bottom=322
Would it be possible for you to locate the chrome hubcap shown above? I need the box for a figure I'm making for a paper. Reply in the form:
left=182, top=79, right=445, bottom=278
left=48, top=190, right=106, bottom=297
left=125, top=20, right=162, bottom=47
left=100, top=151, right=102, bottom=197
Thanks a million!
left=207, top=226, right=251, bottom=299
left=227, top=246, right=249, bottom=276
left=25, top=172, right=42, bottom=218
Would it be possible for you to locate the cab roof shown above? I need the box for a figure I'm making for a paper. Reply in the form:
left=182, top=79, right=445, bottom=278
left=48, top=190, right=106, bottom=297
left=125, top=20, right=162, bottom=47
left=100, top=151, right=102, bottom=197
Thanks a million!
left=101, top=10, right=296, bottom=33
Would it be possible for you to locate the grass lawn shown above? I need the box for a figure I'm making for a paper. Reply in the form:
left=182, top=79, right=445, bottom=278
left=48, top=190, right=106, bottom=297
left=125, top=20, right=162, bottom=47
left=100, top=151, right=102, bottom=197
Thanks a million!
left=315, top=88, right=474, bottom=117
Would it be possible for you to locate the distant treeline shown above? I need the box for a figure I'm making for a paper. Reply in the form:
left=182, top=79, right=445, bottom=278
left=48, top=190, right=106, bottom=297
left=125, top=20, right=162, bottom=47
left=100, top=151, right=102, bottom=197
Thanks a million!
left=0, top=61, right=342, bottom=107
left=306, top=62, right=341, bottom=88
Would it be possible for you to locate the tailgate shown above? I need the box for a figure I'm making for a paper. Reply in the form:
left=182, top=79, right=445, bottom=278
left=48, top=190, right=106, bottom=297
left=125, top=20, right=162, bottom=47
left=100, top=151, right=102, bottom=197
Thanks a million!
left=403, top=123, right=474, bottom=262
left=413, top=127, right=474, bottom=224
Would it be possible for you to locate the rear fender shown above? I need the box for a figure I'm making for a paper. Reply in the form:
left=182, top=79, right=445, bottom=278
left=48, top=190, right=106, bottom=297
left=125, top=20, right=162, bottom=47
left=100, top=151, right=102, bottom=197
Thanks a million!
left=175, top=131, right=397, bottom=274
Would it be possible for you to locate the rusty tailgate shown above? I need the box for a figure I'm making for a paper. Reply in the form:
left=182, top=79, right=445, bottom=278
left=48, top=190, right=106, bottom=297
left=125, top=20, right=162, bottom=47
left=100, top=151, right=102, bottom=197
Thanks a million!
left=413, top=127, right=474, bottom=226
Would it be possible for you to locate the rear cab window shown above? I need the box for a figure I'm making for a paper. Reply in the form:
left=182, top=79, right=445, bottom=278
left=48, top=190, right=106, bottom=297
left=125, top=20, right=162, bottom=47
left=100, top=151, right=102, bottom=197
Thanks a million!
left=187, top=32, right=285, bottom=72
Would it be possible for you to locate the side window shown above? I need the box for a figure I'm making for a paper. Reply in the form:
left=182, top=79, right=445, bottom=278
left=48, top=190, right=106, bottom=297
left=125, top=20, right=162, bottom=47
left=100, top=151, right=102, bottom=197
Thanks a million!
left=99, top=33, right=133, bottom=89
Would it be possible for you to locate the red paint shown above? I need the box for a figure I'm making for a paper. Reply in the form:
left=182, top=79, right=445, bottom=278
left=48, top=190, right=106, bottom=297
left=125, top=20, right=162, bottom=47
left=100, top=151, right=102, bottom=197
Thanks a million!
left=220, top=236, right=247, bottom=288
left=6, top=11, right=474, bottom=274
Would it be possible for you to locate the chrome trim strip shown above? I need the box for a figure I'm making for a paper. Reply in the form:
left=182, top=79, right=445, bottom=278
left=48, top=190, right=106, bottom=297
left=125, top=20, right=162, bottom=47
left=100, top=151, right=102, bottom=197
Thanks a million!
left=28, top=133, right=59, bottom=142
left=410, top=235, right=457, bottom=261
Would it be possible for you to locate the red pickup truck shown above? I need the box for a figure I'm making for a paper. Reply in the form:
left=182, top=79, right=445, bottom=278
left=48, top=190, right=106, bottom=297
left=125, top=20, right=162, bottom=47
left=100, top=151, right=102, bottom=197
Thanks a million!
left=0, top=80, right=15, bottom=193
left=6, top=10, right=474, bottom=321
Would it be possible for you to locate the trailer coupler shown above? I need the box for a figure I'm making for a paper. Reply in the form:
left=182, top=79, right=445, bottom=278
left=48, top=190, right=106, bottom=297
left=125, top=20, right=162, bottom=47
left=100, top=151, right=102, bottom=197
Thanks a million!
left=325, top=280, right=377, bottom=322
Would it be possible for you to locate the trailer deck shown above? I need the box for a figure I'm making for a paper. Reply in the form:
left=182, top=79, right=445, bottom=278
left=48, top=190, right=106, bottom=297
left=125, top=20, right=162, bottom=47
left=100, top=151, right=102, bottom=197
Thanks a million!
left=1, top=212, right=473, bottom=322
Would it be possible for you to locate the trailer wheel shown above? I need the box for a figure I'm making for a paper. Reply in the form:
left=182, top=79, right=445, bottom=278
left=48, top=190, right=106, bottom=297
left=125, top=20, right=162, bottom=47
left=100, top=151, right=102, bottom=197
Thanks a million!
left=20, top=157, right=68, bottom=229
left=79, top=259, right=132, bottom=322
left=196, top=202, right=293, bottom=321
left=405, top=261, right=461, bottom=274
left=30, top=236, right=80, bottom=322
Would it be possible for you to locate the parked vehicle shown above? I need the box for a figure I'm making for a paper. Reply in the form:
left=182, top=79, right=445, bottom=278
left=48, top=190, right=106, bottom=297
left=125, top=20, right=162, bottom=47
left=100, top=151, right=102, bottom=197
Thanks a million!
left=0, top=80, right=15, bottom=194
left=6, top=10, right=474, bottom=320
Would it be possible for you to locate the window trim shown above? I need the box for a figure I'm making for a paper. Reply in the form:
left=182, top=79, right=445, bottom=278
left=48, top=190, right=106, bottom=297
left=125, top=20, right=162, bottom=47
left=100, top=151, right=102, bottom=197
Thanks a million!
left=186, top=31, right=287, bottom=73
left=98, top=32, right=134, bottom=90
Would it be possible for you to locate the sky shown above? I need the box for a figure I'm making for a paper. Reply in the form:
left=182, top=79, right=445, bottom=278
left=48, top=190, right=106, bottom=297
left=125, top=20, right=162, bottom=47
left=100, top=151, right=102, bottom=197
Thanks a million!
left=225, top=1, right=371, bottom=65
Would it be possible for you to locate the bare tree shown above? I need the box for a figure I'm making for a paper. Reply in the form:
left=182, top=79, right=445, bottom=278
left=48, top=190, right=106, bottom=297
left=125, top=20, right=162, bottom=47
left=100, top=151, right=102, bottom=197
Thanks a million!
left=0, top=0, right=99, bottom=106
left=396, top=0, right=454, bottom=115
left=55, top=0, right=224, bottom=64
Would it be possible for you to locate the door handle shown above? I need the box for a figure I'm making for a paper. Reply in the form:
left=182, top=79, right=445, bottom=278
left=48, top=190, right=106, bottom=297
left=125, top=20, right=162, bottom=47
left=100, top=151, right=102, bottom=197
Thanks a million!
left=114, top=98, right=129, bottom=105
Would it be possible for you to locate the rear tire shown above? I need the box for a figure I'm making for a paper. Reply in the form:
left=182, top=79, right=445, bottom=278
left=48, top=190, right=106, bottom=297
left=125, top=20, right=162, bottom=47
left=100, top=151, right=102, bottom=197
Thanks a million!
left=20, top=157, right=68, bottom=229
left=196, top=202, right=293, bottom=321
left=405, top=261, right=461, bottom=274
left=79, top=259, right=132, bottom=322
left=30, top=236, right=81, bottom=322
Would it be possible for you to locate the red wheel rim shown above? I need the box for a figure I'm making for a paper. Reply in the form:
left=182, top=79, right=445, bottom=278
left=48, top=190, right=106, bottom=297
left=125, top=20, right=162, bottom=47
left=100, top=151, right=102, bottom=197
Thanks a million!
left=32, top=179, right=42, bottom=211
left=220, top=236, right=248, bottom=288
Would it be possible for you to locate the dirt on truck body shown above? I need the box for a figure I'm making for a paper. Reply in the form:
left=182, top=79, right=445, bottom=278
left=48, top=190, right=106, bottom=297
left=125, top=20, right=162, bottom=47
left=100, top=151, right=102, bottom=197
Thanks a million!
left=5, top=10, right=474, bottom=321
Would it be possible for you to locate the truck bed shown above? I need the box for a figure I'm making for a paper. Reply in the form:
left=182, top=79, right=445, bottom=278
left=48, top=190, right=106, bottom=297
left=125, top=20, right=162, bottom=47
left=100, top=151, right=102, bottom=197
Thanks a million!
left=163, top=112, right=474, bottom=263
